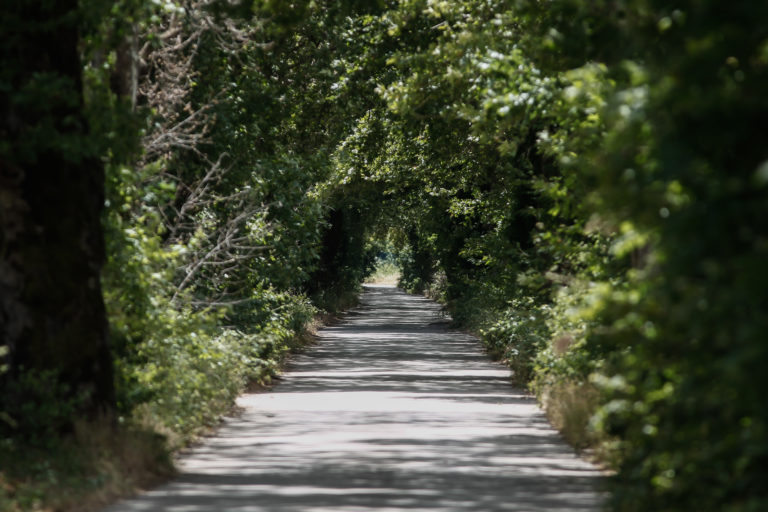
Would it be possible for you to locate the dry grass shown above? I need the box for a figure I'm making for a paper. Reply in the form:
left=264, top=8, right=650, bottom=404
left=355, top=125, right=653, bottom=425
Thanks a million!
left=0, top=418, right=173, bottom=512
left=539, top=380, right=600, bottom=451
left=70, top=420, right=174, bottom=511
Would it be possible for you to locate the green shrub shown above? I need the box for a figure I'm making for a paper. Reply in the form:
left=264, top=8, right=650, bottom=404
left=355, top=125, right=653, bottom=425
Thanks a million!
left=480, top=298, right=550, bottom=385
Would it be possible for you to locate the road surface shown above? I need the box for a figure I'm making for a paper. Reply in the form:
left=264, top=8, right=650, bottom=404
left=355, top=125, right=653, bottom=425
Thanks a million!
left=105, top=285, right=604, bottom=511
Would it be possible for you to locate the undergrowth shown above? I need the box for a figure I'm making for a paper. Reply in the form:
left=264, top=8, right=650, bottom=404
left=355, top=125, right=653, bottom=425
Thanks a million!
left=0, top=419, right=172, bottom=512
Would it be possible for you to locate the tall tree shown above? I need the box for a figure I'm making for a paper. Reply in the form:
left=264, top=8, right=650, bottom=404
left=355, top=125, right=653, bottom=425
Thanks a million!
left=1, top=0, right=114, bottom=422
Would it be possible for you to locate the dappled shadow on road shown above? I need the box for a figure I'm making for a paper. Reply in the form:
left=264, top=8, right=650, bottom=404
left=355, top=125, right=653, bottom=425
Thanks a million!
left=104, top=285, right=605, bottom=512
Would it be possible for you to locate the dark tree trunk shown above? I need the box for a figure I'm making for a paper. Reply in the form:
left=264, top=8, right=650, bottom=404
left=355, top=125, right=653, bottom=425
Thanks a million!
left=1, top=1, right=114, bottom=417
left=309, top=208, right=348, bottom=294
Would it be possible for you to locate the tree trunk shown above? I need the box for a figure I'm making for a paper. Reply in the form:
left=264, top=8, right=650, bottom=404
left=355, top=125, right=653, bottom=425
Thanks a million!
left=0, top=1, right=114, bottom=418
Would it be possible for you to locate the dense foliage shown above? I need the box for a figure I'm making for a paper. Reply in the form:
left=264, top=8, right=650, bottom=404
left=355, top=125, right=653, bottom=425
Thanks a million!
left=315, top=1, right=768, bottom=510
left=2, top=0, right=767, bottom=510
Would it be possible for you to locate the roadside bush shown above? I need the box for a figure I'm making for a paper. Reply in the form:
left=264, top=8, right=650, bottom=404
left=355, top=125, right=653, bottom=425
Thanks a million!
left=480, top=298, right=550, bottom=385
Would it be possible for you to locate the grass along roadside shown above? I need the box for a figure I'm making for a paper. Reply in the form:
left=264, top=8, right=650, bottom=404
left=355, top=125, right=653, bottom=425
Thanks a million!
left=0, top=419, right=173, bottom=512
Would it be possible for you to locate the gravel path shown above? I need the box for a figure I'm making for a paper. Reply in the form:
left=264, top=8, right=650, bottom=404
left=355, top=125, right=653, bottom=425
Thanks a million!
left=105, top=285, right=604, bottom=511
